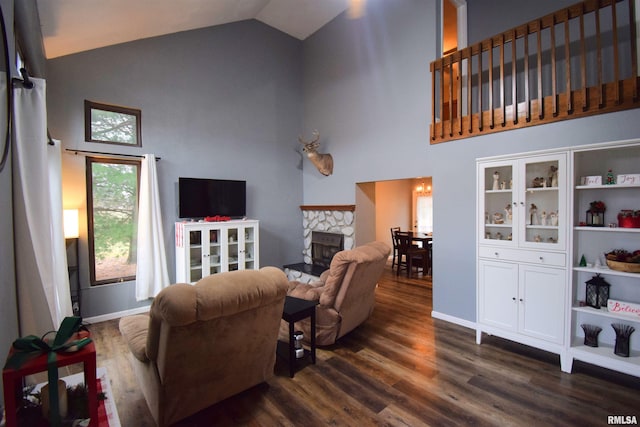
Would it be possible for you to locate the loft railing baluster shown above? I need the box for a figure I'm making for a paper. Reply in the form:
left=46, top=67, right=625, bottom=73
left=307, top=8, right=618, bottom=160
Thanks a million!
left=524, top=24, right=531, bottom=121
left=565, top=15, right=573, bottom=113
left=489, top=38, right=494, bottom=128
left=449, top=61, right=454, bottom=136
left=537, top=20, right=544, bottom=119
left=596, top=6, right=603, bottom=107
left=612, top=0, right=620, bottom=104
left=440, top=59, right=445, bottom=138
left=431, top=61, right=436, bottom=140
left=630, top=0, right=638, bottom=100
left=478, top=43, right=483, bottom=131
left=580, top=5, right=587, bottom=110
left=458, top=52, right=463, bottom=134
left=512, top=30, right=518, bottom=124
left=467, top=48, right=473, bottom=133
left=500, top=34, right=506, bottom=126
left=550, top=17, right=558, bottom=116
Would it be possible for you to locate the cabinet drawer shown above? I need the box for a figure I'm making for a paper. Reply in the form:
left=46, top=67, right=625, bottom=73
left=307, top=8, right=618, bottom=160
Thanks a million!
left=478, top=246, right=565, bottom=267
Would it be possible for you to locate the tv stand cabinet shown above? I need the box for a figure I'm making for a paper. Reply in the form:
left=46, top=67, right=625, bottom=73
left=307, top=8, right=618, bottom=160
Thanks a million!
left=175, top=220, right=259, bottom=284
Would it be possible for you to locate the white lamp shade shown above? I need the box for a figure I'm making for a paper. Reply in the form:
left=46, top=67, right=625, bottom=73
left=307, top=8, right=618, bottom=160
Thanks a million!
left=64, top=209, right=79, bottom=239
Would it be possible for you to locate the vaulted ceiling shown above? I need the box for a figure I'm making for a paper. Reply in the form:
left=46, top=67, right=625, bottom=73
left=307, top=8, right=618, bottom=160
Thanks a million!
left=37, top=0, right=352, bottom=59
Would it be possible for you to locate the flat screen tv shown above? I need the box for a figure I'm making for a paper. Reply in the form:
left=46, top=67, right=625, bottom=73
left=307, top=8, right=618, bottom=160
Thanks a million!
left=178, top=177, right=246, bottom=219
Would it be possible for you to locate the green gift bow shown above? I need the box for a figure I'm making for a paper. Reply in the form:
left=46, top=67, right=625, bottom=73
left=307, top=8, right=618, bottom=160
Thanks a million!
left=4, top=316, right=92, bottom=427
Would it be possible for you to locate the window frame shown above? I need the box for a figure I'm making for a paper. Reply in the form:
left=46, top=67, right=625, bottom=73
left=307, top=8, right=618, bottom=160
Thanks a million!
left=84, top=100, right=142, bottom=147
left=86, top=156, right=141, bottom=286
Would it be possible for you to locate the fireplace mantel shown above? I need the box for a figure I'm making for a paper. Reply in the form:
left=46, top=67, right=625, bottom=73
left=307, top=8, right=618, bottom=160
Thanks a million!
left=300, top=205, right=355, bottom=211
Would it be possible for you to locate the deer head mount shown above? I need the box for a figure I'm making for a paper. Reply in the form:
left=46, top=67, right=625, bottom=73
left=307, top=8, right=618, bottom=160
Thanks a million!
left=298, top=130, right=333, bottom=176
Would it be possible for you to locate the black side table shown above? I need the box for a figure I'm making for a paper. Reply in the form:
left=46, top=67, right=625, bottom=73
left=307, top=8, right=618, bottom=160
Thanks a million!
left=281, top=296, right=318, bottom=377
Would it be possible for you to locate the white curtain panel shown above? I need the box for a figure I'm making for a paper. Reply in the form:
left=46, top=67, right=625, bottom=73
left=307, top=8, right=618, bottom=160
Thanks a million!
left=13, top=78, right=72, bottom=335
left=135, top=154, right=169, bottom=301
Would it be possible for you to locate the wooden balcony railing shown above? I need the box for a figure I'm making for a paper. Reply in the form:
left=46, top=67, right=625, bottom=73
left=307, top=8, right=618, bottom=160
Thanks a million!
left=430, top=0, right=639, bottom=144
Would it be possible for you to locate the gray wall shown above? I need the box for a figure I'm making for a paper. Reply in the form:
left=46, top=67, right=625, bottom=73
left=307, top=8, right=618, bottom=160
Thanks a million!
left=301, top=0, right=640, bottom=322
left=46, top=20, right=305, bottom=317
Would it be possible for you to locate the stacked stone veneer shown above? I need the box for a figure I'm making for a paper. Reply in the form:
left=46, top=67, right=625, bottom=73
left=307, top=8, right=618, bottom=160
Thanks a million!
left=285, top=208, right=356, bottom=283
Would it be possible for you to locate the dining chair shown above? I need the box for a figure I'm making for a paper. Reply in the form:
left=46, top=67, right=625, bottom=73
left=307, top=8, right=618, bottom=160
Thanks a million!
left=395, top=231, right=429, bottom=278
left=390, top=227, right=400, bottom=269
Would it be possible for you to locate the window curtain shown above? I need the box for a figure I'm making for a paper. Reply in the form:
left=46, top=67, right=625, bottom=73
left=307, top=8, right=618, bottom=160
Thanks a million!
left=135, top=154, right=169, bottom=301
left=13, top=77, right=72, bottom=335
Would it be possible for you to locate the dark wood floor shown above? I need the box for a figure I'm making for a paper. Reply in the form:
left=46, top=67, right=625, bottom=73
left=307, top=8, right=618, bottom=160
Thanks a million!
left=86, top=263, right=640, bottom=426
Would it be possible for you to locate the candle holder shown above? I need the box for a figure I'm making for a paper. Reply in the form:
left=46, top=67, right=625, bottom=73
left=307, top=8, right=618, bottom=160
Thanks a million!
left=584, top=274, right=610, bottom=309
left=611, top=323, right=635, bottom=357
left=586, top=201, right=606, bottom=227
left=580, top=324, right=602, bottom=347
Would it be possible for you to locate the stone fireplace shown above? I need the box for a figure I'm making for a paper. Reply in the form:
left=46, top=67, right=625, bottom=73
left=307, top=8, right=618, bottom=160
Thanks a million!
left=284, top=205, right=355, bottom=283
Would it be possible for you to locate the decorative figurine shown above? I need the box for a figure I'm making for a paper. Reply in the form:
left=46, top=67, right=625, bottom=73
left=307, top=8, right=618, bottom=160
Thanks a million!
left=579, top=255, right=587, bottom=267
left=532, top=177, right=546, bottom=188
left=540, top=211, right=547, bottom=226
left=549, top=165, right=558, bottom=187
left=485, top=231, right=492, bottom=239
left=530, top=203, right=538, bottom=225
left=534, top=235, right=542, bottom=242
left=605, top=169, right=615, bottom=185
left=504, top=204, right=512, bottom=224
left=549, top=211, right=558, bottom=226
left=493, top=212, right=504, bottom=224
left=493, top=171, right=500, bottom=190
left=500, top=181, right=506, bottom=190
left=509, top=179, right=513, bottom=189
left=507, top=233, right=512, bottom=241
left=496, top=232, right=503, bottom=240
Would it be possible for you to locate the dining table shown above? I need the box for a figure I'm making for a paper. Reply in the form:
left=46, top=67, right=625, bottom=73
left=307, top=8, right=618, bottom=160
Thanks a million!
left=394, top=230, right=433, bottom=277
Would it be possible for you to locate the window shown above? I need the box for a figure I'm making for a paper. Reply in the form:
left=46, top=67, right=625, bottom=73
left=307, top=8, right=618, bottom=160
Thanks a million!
left=87, top=157, right=140, bottom=285
left=85, top=100, right=141, bottom=146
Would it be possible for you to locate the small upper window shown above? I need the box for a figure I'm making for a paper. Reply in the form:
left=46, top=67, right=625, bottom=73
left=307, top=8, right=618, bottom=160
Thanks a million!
left=85, top=100, right=141, bottom=146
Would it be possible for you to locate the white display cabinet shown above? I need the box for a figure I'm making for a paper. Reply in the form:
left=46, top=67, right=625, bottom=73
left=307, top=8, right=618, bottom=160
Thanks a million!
left=477, top=152, right=569, bottom=363
left=175, top=220, right=259, bottom=284
left=565, top=142, right=640, bottom=377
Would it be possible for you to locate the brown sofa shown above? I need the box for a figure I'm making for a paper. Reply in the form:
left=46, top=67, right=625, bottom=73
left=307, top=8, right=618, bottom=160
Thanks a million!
left=119, top=267, right=289, bottom=427
left=281, top=241, right=390, bottom=346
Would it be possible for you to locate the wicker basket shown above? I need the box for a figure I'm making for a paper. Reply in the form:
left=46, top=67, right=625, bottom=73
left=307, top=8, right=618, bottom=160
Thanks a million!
left=606, top=260, right=640, bottom=273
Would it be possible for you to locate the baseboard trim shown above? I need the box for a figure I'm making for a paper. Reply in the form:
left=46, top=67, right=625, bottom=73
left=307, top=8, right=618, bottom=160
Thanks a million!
left=84, top=305, right=150, bottom=324
left=431, top=311, right=476, bottom=330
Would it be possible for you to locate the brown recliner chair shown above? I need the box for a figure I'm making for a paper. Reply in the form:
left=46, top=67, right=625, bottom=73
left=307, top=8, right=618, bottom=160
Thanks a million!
left=281, top=241, right=391, bottom=346
left=119, top=267, right=288, bottom=427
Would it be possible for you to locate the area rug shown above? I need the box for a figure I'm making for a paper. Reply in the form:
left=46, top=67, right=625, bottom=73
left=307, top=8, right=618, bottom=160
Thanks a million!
left=32, top=366, right=121, bottom=427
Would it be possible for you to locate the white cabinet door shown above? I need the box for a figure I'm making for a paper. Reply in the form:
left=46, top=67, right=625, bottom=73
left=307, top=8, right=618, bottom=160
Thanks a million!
left=478, top=260, right=518, bottom=331
left=478, top=160, right=518, bottom=246
left=519, top=264, right=566, bottom=344
left=223, top=222, right=259, bottom=272
left=517, top=154, right=567, bottom=251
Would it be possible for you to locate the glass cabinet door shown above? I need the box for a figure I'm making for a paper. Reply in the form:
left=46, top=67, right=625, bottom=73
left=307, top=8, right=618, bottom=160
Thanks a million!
left=242, top=226, right=256, bottom=270
left=481, top=161, right=515, bottom=244
left=227, top=227, right=239, bottom=271
left=519, top=154, right=566, bottom=250
left=188, top=229, right=204, bottom=283
left=208, top=229, right=221, bottom=275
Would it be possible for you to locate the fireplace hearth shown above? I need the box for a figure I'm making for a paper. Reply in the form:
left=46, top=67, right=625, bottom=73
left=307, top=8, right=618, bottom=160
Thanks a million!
left=284, top=231, right=344, bottom=277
